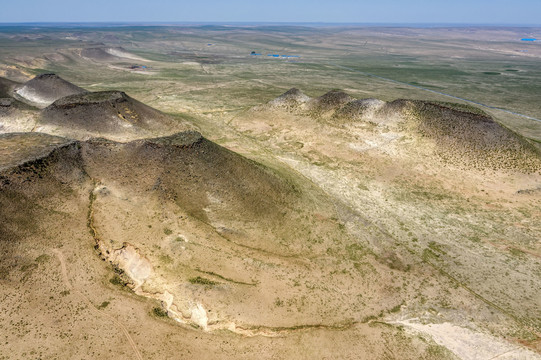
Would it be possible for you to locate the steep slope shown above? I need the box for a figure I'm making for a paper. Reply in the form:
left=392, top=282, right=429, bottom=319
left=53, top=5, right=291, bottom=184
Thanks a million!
left=0, top=132, right=75, bottom=172
left=13, top=73, right=88, bottom=108
left=82, top=131, right=339, bottom=256
left=38, top=91, right=194, bottom=140
left=81, top=131, right=370, bottom=330
left=0, top=133, right=141, bottom=359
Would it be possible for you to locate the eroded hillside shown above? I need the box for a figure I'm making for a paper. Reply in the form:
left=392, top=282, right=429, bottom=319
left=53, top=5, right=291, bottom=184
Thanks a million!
left=0, top=131, right=461, bottom=359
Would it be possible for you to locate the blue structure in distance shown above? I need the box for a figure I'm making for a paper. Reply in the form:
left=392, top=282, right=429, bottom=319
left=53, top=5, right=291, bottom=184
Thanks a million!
left=521, top=38, right=537, bottom=41
left=265, top=54, right=300, bottom=58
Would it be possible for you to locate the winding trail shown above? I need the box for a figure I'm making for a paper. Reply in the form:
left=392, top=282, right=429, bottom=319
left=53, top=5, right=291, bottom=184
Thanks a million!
left=52, top=248, right=144, bottom=360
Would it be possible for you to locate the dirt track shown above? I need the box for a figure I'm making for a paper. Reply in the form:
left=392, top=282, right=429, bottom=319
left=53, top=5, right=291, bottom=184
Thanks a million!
left=53, top=249, right=144, bottom=360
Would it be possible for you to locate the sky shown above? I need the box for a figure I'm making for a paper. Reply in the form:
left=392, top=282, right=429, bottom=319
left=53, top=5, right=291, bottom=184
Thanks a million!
left=0, top=0, right=540, bottom=25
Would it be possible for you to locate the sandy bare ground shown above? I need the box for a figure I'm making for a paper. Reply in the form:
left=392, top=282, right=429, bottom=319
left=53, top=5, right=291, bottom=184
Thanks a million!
left=52, top=249, right=144, bottom=360
left=392, top=319, right=541, bottom=360
left=105, top=48, right=151, bottom=62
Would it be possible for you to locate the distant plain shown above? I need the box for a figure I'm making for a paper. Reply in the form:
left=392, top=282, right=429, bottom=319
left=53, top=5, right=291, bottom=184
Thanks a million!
left=1, top=25, right=540, bottom=140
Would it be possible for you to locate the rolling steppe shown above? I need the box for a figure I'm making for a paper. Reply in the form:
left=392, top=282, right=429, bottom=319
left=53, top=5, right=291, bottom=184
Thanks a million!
left=0, top=24, right=540, bottom=359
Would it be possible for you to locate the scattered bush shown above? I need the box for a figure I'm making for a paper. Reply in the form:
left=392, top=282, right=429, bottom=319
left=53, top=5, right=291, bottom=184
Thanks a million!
left=189, top=276, right=217, bottom=286
left=97, top=301, right=110, bottom=309
left=152, top=307, right=168, bottom=317
left=109, top=275, right=125, bottom=286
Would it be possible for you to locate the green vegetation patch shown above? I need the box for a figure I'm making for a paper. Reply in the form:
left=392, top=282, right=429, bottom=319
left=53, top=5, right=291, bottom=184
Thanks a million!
left=152, top=307, right=168, bottom=317
left=428, top=241, right=447, bottom=255
left=509, top=247, right=526, bottom=258
left=389, top=302, right=404, bottom=313
left=97, top=301, right=110, bottom=309
left=34, top=254, right=50, bottom=264
left=189, top=276, right=218, bottom=286
left=345, top=243, right=369, bottom=261
left=159, top=254, right=173, bottom=264
left=109, top=274, right=127, bottom=286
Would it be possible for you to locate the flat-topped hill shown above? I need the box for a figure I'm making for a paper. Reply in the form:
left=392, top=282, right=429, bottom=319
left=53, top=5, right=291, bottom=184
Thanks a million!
left=38, top=91, right=191, bottom=140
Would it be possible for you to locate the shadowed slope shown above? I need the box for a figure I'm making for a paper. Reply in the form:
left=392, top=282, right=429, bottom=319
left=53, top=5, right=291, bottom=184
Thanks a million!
left=0, top=132, right=75, bottom=172
left=0, top=132, right=384, bottom=335
left=0, top=133, right=85, bottom=275
left=0, top=78, right=40, bottom=133
left=0, top=76, right=20, bottom=98
left=0, top=76, right=30, bottom=111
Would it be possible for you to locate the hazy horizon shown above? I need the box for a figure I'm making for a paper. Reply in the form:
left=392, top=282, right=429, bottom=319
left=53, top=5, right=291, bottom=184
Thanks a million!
left=1, top=22, right=541, bottom=28
left=2, top=0, right=541, bottom=25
